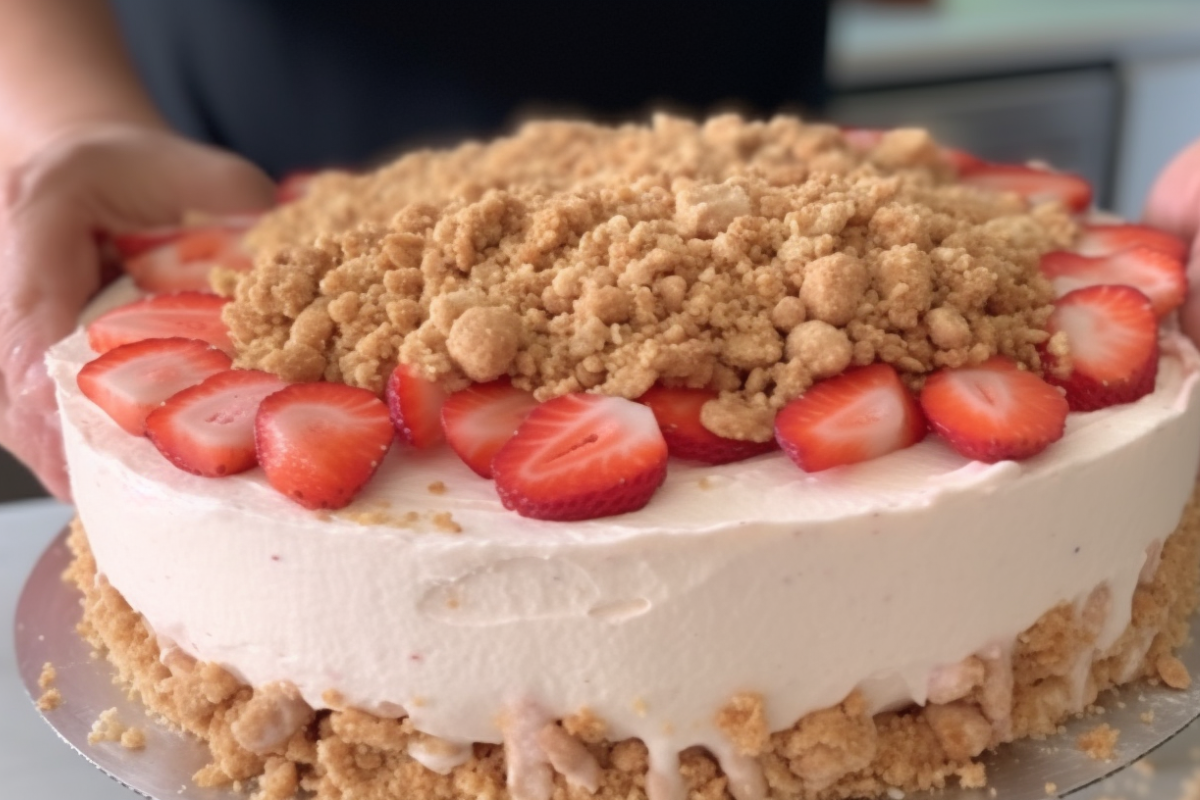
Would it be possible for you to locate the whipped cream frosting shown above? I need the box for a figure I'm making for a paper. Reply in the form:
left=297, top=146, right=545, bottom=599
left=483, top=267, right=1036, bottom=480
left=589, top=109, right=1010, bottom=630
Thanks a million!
left=49, top=282, right=1200, bottom=796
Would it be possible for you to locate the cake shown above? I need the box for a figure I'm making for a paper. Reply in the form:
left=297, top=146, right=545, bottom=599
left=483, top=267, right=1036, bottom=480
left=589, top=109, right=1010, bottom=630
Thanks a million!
left=45, top=116, right=1200, bottom=800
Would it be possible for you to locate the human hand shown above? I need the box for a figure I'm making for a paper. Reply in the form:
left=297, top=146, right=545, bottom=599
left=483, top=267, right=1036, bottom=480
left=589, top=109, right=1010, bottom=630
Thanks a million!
left=1144, top=137, right=1200, bottom=346
left=0, top=124, right=274, bottom=500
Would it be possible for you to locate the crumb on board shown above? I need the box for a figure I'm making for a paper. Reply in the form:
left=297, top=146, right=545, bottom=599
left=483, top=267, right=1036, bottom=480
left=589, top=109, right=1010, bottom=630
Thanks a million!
left=1077, top=722, right=1119, bottom=761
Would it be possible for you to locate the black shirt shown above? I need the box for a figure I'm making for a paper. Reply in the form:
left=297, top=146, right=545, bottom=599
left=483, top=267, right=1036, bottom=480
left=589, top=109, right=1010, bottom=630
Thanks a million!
left=112, top=0, right=831, bottom=176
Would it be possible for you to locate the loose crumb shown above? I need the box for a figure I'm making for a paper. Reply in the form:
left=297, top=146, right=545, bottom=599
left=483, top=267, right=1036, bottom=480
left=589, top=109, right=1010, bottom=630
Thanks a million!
left=89, top=708, right=127, bottom=745
left=36, top=688, right=63, bottom=712
left=1077, top=722, right=1119, bottom=760
left=1141, top=710, right=1155, bottom=724
left=38, top=661, right=57, bottom=690
left=1132, top=759, right=1155, bottom=777
left=427, top=481, right=447, bottom=495
left=121, top=727, right=147, bottom=750
left=1045, top=781, right=1058, bottom=795
left=1157, top=654, right=1191, bottom=689
left=714, top=692, right=769, bottom=757
left=431, top=512, right=462, bottom=534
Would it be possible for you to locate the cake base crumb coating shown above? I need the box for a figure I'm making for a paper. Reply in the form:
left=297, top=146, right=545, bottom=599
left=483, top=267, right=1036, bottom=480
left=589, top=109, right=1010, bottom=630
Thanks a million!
left=65, top=484, right=1200, bottom=800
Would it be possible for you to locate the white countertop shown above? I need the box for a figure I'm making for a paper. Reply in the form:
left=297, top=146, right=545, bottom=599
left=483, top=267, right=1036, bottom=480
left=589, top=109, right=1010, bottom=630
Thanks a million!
left=3, top=497, right=1200, bottom=798
left=831, top=0, right=1200, bottom=89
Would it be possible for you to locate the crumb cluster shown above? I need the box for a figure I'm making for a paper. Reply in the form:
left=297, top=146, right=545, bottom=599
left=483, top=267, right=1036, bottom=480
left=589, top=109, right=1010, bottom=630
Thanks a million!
left=36, top=662, right=62, bottom=712
left=224, top=116, right=1075, bottom=440
left=64, top=481, right=1200, bottom=800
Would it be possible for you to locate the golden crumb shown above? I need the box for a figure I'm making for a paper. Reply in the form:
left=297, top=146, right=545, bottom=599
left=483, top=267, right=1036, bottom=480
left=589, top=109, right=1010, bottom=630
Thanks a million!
left=1132, top=758, right=1155, bottom=776
left=958, top=762, right=987, bottom=789
left=1077, top=722, right=1119, bottom=760
left=715, top=692, right=770, bottom=757
left=427, top=481, right=447, bottom=495
left=431, top=512, right=462, bottom=534
left=1045, top=782, right=1058, bottom=795
left=38, top=661, right=57, bottom=690
left=1157, top=654, right=1191, bottom=689
left=121, top=727, right=147, bottom=750
left=88, top=708, right=127, bottom=745
left=1141, top=710, right=1155, bottom=724
left=562, top=707, right=608, bottom=745
left=228, top=115, right=1074, bottom=442
left=36, top=688, right=63, bottom=712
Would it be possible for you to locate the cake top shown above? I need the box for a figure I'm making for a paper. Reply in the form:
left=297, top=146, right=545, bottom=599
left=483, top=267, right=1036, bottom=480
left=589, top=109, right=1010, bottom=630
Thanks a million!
left=222, top=115, right=1076, bottom=442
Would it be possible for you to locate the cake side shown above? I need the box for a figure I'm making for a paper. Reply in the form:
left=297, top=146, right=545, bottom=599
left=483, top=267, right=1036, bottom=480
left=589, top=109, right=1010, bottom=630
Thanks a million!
left=65, top=482, right=1200, bottom=800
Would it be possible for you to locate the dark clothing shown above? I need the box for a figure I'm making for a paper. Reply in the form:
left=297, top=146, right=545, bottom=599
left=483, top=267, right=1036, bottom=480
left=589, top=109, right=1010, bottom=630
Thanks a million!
left=111, top=0, right=831, bottom=177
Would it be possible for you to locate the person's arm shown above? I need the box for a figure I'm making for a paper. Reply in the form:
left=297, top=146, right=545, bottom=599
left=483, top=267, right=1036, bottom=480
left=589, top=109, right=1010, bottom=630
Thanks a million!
left=0, top=0, right=165, bottom=163
left=1145, top=138, right=1200, bottom=346
left=0, top=0, right=274, bottom=500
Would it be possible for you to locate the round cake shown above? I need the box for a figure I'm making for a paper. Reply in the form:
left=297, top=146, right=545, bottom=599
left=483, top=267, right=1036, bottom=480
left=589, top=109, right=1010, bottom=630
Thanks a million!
left=48, top=116, right=1200, bottom=800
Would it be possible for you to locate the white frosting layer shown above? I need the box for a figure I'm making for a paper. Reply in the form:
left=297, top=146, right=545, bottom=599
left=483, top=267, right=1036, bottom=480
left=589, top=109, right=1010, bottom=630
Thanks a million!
left=49, top=310, right=1200, bottom=780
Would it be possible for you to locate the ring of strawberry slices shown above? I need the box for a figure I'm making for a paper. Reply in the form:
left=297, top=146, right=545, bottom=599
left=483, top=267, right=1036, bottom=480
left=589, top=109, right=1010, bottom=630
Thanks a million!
left=76, top=160, right=1189, bottom=522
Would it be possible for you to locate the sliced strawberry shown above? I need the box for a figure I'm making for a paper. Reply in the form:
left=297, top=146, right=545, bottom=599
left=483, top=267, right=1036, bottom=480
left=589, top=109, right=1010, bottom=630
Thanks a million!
left=942, top=147, right=986, bottom=173
left=87, top=292, right=232, bottom=355
left=1075, top=223, right=1188, bottom=261
left=125, top=226, right=254, bottom=293
left=774, top=363, right=926, bottom=473
left=1043, top=285, right=1159, bottom=411
left=256, top=382, right=394, bottom=510
left=637, top=386, right=777, bottom=464
left=145, top=369, right=288, bottom=477
left=440, top=380, right=538, bottom=478
left=1040, top=246, right=1185, bottom=317
left=77, top=338, right=232, bottom=435
left=110, top=228, right=184, bottom=260
left=920, top=357, right=1068, bottom=462
left=959, top=163, right=1092, bottom=213
left=386, top=363, right=447, bottom=448
left=491, top=393, right=668, bottom=521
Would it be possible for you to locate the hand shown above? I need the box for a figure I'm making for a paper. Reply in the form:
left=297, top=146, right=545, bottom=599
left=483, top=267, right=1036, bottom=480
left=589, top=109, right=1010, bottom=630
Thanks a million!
left=1144, top=137, right=1200, bottom=345
left=0, top=124, right=274, bottom=500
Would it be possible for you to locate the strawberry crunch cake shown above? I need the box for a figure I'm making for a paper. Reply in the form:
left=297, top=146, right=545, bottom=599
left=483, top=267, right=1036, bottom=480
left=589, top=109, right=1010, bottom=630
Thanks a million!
left=46, top=115, right=1200, bottom=800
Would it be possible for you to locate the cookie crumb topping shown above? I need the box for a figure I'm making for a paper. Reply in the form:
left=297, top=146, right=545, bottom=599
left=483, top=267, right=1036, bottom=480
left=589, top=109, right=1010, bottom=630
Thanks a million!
left=226, top=116, right=1076, bottom=441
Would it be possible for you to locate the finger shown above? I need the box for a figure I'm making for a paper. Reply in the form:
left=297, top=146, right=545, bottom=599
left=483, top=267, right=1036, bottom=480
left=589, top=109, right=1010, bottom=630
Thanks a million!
left=0, top=183, right=98, bottom=501
left=1144, top=137, right=1200, bottom=241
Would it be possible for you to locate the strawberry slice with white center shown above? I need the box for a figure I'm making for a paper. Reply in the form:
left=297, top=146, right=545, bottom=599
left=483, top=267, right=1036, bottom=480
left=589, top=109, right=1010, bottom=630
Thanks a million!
left=386, top=363, right=447, bottom=448
left=773, top=363, right=926, bottom=473
left=1043, top=285, right=1159, bottom=411
left=959, top=163, right=1092, bottom=213
left=256, top=383, right=394, bottom=510
left=1075, top=223, right=1188, bottom=261
left=87, top=292, right=232, bottom=355
left=638, top=386, right=777, bottom=464
left=1039, top=246, right=1185, bottom=317
left=440, top=380, right=539, bottom=478
left=145, top=369, right=288, bottom=477
left=77, top=338, right=232, bottom=435
left=111, top=228, right=185, bottom=260
left=125, top=226, right=254, bottom=293
left=920, top=357, right=1068, bottom=462
left=491, top=393, right=668, bottom=521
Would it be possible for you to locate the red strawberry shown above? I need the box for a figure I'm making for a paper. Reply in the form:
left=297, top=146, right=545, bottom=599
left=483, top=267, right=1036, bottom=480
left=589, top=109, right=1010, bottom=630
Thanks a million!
left=87, top=292, right=232, bottom=355
left=920, top=357, right=1069, bottom=462
left=125, top=226, right=254, bottom=293
left=491, top=393, right=668, bottom=521
left=942, top=147, right=986, bottom=173
left=111, top=228, right=184, bottom=260
left=145, top=369, right=288, bottom=477
left=959, top=163, right=1092, bottom=212
left=774, top=363, right=926, bottom=473
left=1043, top=285, right=1159, bottom=411
left=1075, top=223, right=1188, bottom=261
left=637, top=386, right=777, bottom=464
left=440, top=380, right=539, bottom=478
left=77, top=338, right=232, bottom=435
left=1039, top=247, right=1185, bottom=317
left=255, top=382, right=394, bottom=510
left=386, top=363, right=447, bottom=448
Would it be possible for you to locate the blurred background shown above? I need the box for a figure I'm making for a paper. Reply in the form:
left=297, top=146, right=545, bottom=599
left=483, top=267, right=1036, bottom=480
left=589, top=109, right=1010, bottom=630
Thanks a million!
left=3, top=0, right=1200, bottom=503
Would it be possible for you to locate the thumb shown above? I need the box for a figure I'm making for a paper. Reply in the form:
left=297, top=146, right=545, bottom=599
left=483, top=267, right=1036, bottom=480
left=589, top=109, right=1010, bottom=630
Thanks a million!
left=80, top=128, right=277, bottom=231
left=1144, top=137, right=1200, bottom=242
